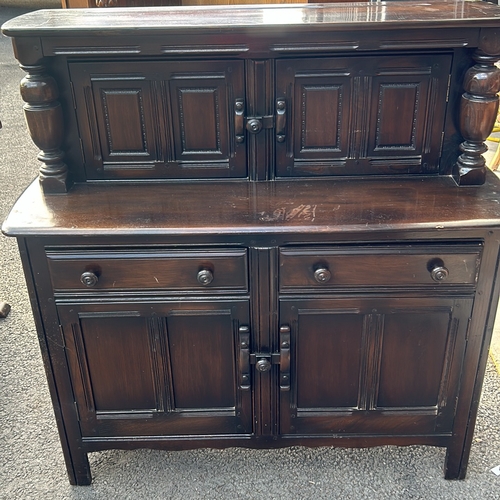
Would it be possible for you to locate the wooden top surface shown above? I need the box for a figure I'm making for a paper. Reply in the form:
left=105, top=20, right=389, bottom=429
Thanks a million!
left=4, top=174, right=500, bottom=237
left=3, top=1, right=500, bottom=36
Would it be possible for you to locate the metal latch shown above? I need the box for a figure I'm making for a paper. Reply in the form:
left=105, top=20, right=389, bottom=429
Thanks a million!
left=238, top=325, right=291, bottom=390
left=249, top=352, right=281, bottom=372
left=246, top=115, right=275, bottom=134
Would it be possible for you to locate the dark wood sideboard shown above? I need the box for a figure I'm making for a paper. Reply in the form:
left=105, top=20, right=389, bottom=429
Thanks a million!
left=2, top=1, right=500, bottom=486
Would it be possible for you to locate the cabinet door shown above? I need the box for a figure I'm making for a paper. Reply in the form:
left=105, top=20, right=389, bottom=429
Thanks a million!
left=58, top=300, right=252, bottom=437
left=70, top=60, right=246, bottom=179
left=279, top=296, right=471, bottom=436
left=276, top=54, right=451, bottom=177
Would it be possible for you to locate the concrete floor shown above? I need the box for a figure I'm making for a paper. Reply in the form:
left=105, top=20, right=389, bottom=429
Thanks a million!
left=0, top=4, right=499, bottom=499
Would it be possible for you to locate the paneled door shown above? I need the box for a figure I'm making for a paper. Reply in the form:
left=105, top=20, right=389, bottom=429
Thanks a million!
left=275, top=54, right=451, bottom=176
left=58, top=300, right=253, bottom=437
left=279, top=296, right=471, bottom=436
left=70, top=60, right=246, bottom=179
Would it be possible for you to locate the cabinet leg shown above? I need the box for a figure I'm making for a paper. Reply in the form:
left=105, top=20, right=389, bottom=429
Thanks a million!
left=65, top=448, right=92, bottom=486
left=443, top=442, right=469, bottom=480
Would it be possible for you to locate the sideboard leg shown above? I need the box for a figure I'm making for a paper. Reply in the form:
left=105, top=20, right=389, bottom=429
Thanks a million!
left=66, top=449, right=92, bottom=486
left=444, top=443, right=467, bottom=480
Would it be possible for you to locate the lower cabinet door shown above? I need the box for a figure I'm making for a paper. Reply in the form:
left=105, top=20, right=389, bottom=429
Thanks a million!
left=58, top=300, right=252, bottom=437
left=279, top=296, right=472, bottom=436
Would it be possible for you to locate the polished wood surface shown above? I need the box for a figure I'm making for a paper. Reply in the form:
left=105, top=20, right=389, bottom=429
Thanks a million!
left=3, top=1, right=500, bottom=487
left=5, top=173, right=500, bottom=236
left=5, top=1, right=500, bottom=34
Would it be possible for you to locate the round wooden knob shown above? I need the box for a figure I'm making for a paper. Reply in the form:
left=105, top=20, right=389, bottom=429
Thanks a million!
left=197, top=269, right=214, bottom=285
left=431, top=266, right=449, bottom=282
left=314, top=267, right=331, bottom=283
left=80, top=271, right=99, bottom=287
left=256, top=358, right=272, bottom=372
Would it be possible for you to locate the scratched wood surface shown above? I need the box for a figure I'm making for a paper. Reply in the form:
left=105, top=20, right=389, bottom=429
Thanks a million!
left=4, top=173, right=500, bottom=236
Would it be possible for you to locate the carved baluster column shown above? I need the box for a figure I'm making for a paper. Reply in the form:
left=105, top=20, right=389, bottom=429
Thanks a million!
left=454, top=31, right=500, bottom=186
left=20, top=64, right=69, bottom=193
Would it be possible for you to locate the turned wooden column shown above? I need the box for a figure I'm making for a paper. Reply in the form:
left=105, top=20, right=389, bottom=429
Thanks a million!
left=20, top=64, right=69, bottom=193
left=454, top=31, right=500, bottom=186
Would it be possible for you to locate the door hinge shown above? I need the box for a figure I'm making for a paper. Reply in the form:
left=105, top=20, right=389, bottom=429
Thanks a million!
left=239, top=325, right=290, bottom=386
left=73, top=401, right=80, bottom=422
left=58, top=325, right=66, bottom=349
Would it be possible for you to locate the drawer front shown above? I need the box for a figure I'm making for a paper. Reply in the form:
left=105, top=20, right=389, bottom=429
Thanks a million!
left=46, top=249, right=248, bottom=292
left=279, top=245, right=482, bottom=291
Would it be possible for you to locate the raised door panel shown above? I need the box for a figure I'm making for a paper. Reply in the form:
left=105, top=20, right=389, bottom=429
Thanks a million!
left=167, top=311, right=238, bottom=410
left=279, top=296, right=471, bottom=436
left=69, top=60, right=246, bottom=179
left=377, top=311, right=452, bottom=409
left=275, top=54, right=451, bottom=177
left=70, top=63, right=161, bottom=178
left=57, top=300, right=252, bottom=437
left=168, top=60, right=246, bottom=177
left=365, top=55, right=451, bottom=173
left=294, top=310, right=364, bottom=410
left=275, top=58, right=352, bottom=176
left=77, top=315, right=158, bottom=412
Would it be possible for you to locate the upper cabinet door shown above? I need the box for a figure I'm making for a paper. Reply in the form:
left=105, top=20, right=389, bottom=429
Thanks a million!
left=70, top=60, right=246, bottom=180
left=276, top=54, right=451, bottom=177
left=275, top=58, right=352, bottom=177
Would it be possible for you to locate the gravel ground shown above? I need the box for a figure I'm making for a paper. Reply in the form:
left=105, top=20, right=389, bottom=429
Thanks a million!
left=1, top=5, right=499, bottom=499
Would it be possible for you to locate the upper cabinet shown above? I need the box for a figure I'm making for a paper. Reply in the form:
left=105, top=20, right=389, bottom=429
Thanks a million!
left=70, top=60, right=247, bottom=179
left=4, top=2, right=500, bottom=189
left=275, top=54, right=452, bottom=177
left=70, top=54, right=452, bottom=181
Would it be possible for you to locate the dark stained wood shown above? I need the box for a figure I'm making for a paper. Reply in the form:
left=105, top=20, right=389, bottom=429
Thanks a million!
left=4, top=2, right=500, bottom=36
left=3, top=1, right=500, bottom=487
left=46, top=248, right=248, bottom=292
left=58, top=300, right=252, bottom=438
left=279, top=245, right=481, bottom=290
left=5, top=173, right=500, bottom=237
left=19, top=65, right=69, bottom=192
left=64, top=0, right=181, bottom=6
left=276, top=55, right=450, bottom=176
left=279, top=296, right=471, bottom=435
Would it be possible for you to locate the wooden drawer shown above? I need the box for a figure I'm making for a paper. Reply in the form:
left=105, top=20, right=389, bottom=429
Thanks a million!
left=279, top=244, right=482, bottom=291
left=46, top=248, right=248, bottom=293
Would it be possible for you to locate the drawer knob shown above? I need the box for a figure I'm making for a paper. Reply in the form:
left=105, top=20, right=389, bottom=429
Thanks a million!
left=314, top=267, right=331, bottom=283
left=431, top=265, right=449, bottom=282
left=80, top=271, right=99, bottom=287
left=197, top=269, right=214, bottom=286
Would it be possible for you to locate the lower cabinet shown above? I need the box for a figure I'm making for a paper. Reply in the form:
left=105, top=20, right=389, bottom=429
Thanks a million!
left=279, top=296, right=472, bottom=436
left=55, top=247, right=474, bottom=441
left=58, top=300, right=253, bottom=437
left=26, top=237, right=492, bottom=484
